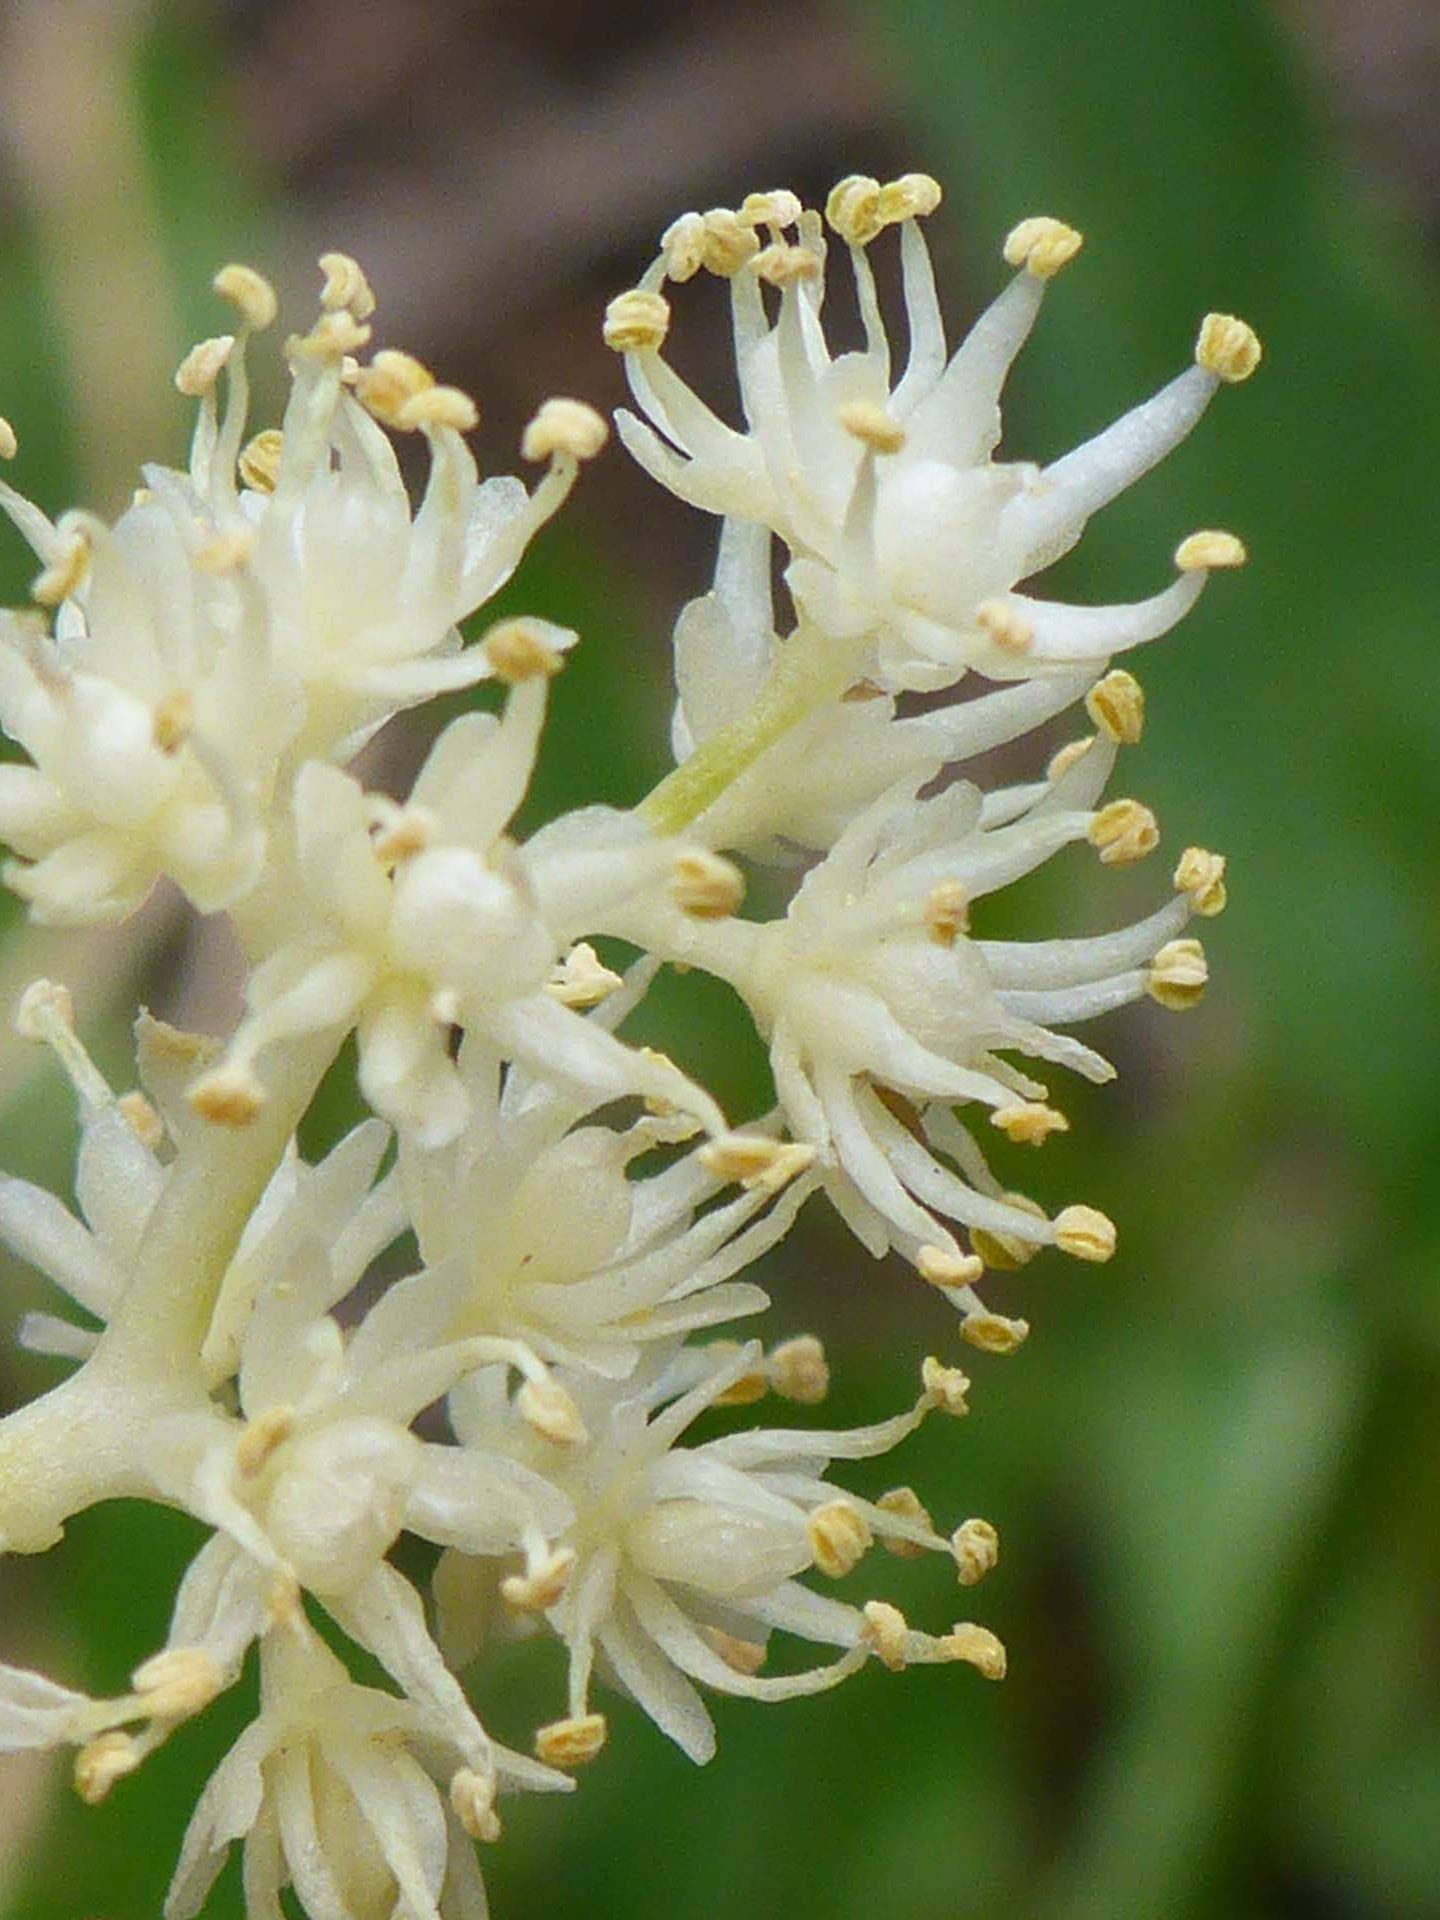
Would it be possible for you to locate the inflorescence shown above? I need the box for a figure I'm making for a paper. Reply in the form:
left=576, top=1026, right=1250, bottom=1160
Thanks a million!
left=0, top=175, right=1252, bottom=1919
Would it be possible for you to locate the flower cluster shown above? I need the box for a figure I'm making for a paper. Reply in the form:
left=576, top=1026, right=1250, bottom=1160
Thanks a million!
left=0, top=173, right=1251, bottom=1919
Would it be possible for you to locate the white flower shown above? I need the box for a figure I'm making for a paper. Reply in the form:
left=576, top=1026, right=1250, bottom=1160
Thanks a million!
left=441, top=1344, right=1003, bottom=1767
left=166, top=1627, right=567, bottom=1920
left=625, top=734, right=1225, bottom=1342
left=0, top=254, right=605, bottom=925
left=190, top=676, right=723, bottom=1147
left=607, top=180, right=1255, bottom=694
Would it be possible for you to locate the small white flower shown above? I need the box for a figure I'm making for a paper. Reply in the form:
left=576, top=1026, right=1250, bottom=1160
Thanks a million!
left=608, top=181, right=1255, bottom=694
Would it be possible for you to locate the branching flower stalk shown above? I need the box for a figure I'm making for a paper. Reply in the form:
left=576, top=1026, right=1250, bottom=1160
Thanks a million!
left=0, top=180, right=1254, bottom=1918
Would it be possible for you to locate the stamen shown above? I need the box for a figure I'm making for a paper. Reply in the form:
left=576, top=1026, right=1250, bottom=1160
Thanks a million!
left=951, top=1518, right=1000, bottom=1587
left=131, top=1647, right=221, bottom=1720
left=1173, top=846, right=1227, bottom=916
left=483, top=617, right=567, bottom=684
left=712, top=1355, right=769, bottom=1406
left=451, top=1767, right=503, bottom=1843
left=152, top=690, right=195, bottom=754
left=807, top=1501, right=872, bottom=1578
left=837, top=401, right=906, bottom=454
left=117, top=1091, right=164, bottom=1150
left=1053, top=1203, right=1117, bottom=1261
left=1195, top=313, right=1262, bottom=383
left=1003, top=216, right=1084, bottom=279
left=876, top=173, right=943, bottom=224
left=32, top=528, right=90, bottom=606
left=353, top=349, right=435, bottom=427
left=976, top=597, right=1035, bottom=655
left=1088, top=798, right=1160, bottom=865
left=971, top=1192, right=1048, bottom=1269
left=603, top=290, right=671, bottom=353
left=74, top=1731, right=140, bottom=1804
left=1175, top=528, right=1247, bottom=571
left=546, top=942, right=624, bottom=1009
left=768, top=1334, right=830, bottom=1405
left=396, top=386, right=478, bottom=434
left=517, top=1376, right=588, bottom=1446
left=753, top=242, right=822, bottom=286
left=920, top=1355, right=971, bottom=1416
left=238, top=428, right=284, bottom=492
left=991, top=1102, right=1069, bottom=1146
left=861, top=1599, right=910, bottom=1671
left=916, top=1245, right=984, bottom=1289
left=1047, top=736, right=1095, bottom=782
left=939, top=1622, right=1007, bottom=1680
left=699, top=1134, right=816, bottom=1194
left=877, top=1487, right=934, bottom=1557
left=501, top=1546, right=577, bottom=1613
left=317, top=251, right=376, bottom=320
left=521, top=398, right=609, bottom=464
left=174, top=335, right=234, bottom=396
left=670, top=849, right=746, bottom=919
left=704, top=1627, right=768, bottom=1674
left=236, top=1405, right=295, bottom=1478
left=189, top=1063, right=266, bottom=1127
left=534, top=1713, right=608, bottom=1768
left=1086, top=669, right=1145, bottom=744
left=1149, top=936, right=1209, bottom=1010
left=660, top=212, right=706, bottom=282
left=213, top=263, right=278, bottom=332
left=825, top=175, right=884, bottom=246
left=699, top=209, right=760, bottom=277
left=960, top=1312, right=1030, bottom=1355
left=925, top=878, right=971, bottom=945
left=738, top=189, right=802, bottom=231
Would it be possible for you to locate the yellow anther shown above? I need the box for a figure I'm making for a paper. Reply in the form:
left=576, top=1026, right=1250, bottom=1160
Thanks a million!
left=703, top=1627, right=768, bottom=1675
left=971, top=1192, right=1047, bottom=1270
left=861, top=1599, right=910, bottom=1671
left=1149, top=936, right=1209, bottom=1010
left=450, top=1768, right=502, bottom=1843
left=1195, top=312, right=1262, bottom=383
left=739, top=188, right=803, bottom=231
left=534, top=1713, right=608, bottom=1768
left=1053, top=1203, right=1117, bottom=1262
left=152, top=690, right=195, bottom=755
left=1175, top=529, right=1247, bottom=572
left=877, top=1487, right=934, bottom=1558
left=174, top=335, right=235, bottom=397
left=768, top=1334, right=830, bottom=1405
left=877, top=172, right=944, bottom=224
left=1086, top=669, right=1145, bottom=745
left=482, top=617, right=566, bottom=684
left=807, top=1501, right=873, bottom=1578
left=189, top=1064, right=266, bottom=1127
left=700, top=208, right=760, bottom=277
left=837, top=401, right=907, bottom=455
left=940, top=1622, right=1007, bottom=1680
left=370, top=806, right=435, bottom=868
left=754, top=242, right=822, bottom=286
left=916, top=1245, right=985, bottom=1290
left=74, top=1731, right=141, bottom=1805
left=712, top=1361, right=769, bottom=1408
left=500, top=1547, right=576, bottom=1614
left=132, top=1647, right=221, bottom=1720
left=1088, top=798, right=1160, bottom=866
left=924, top=878, right=971, bottom=946
left=951, top=1518, right=1000, bottom=1587
left=660, top=212, right=707, bottom=282
left=353, top=349, right=435, bottom=427
left=213, top=263, right=277, bottom=331
left=0, top=416, right=16, bottom=460
left=825, top=174, right=884, bottom=245
left=603, top=289, right=671, bottom=353
left=295, top=310, right=372, bottom=360
left=975, top=597, right=1035, bottom=655
left=1047, top=735, right=1095, bottom=782
left=33, top=532, right=90, bottom=608
left=670, top=849, right=745, bottom=919
left=317, top=250, right=376, bottom=320
left=1174, top=846, right=1227, bottom=917
left=236, top=1405, right=295, bottom=1478
left=521, top=397, right=609, bottom=464
left=396, top=385, right=478, bottom=433
left=991, top=1102, right=1069, bottom=1147
left=1003, top=216, right=1084, bottom=279
left=920, top=1355, right=972, bottom=1416
left=546, top=942, right=624, bottom=1010
left=517, top=1376, right=588, bottom=1447
left=960, top=1312, right=1031, bottom=1356
left=118, top=1091, right=164, bottom=1151
left=197, top=527, right=255, bottom=575
left=239, top=428, right=285, bottom=493
left=699, top=1134, right=816, bottom=1195
left=265, top=1568, right=302, bottom=1629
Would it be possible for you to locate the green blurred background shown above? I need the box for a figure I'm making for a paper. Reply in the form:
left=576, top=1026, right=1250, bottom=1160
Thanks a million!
left=1, top=0, right=1437, bottom=1914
